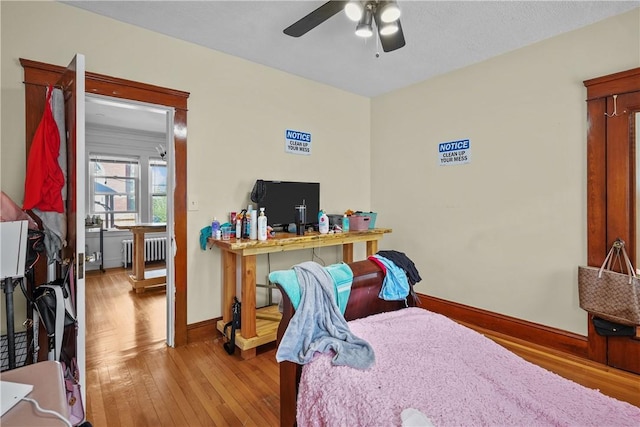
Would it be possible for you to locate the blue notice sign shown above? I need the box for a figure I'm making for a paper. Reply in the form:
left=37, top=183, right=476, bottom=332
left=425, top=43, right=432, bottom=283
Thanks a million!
left=285, top=129, right=312, bottom=155
left=438, top=139, right=471, bottom=166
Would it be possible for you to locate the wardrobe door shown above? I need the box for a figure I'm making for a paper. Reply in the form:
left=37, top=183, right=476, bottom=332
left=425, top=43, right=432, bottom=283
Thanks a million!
left=585, top=68, right=640, bottom=374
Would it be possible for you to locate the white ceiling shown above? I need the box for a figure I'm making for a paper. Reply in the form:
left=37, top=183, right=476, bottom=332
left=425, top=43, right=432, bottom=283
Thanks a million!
left=71, top=0, right=640, bottom=130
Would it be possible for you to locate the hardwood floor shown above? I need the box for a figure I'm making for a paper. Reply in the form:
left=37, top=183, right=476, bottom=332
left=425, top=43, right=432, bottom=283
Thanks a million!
left=465, top=324, right=640, bottom=408
left=85, top=269, right=639, bottom=427
left=85, top=267, right=167, bottom=370
left=85, top=268, right=279, bottom=426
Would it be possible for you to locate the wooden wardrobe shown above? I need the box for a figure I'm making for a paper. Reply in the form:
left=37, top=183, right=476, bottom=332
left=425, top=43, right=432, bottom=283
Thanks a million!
left=584, top=67, right=640, bottom=374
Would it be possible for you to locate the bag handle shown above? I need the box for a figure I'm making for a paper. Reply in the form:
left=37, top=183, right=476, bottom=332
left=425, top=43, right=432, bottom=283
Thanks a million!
left=619, top=242, right=637, bottom=283
left=65, top=262, right=76, bottom=321
left=598, top=238, right=637, bottom=283
left=47, top=283, right=65, bottom=361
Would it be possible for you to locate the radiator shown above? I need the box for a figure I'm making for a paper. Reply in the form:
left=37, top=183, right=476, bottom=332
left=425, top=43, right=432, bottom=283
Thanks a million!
left=122, top=237, right=167, bottom=268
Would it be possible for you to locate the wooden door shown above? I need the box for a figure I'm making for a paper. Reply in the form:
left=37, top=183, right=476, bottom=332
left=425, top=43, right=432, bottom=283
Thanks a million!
left=585, top=68, right=640, bottom=374
left=56, top=54, right=87, bottom=400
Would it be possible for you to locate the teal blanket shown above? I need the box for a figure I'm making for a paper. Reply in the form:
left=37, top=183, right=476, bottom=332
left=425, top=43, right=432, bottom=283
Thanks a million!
left=269, top=262, right=353, bottom=314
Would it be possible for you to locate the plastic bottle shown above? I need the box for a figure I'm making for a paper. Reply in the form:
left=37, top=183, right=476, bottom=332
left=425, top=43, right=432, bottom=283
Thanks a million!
left=318, top=210, right=329, bottom=234
left=249, top=207, right=258, bottom=240
left=342, top=214, right=350, bottom=232
left=257, top=207, right=268, bottom=241
left=244, top=205, right=253, bottom=238
left=212, top=217, right=221, bottom=239
left=236, top=215, right=242, bottom=239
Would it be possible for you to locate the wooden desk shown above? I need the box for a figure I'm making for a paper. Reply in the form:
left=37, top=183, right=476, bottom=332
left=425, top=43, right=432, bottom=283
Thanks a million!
left=209, top=228, right=392, bottom=359
left=1, top=361, right=68, bottom=426
left=115, top=223, right=166, bottom=293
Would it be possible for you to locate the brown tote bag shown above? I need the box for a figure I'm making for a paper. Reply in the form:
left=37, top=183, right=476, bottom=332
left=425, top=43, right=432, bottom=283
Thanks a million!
left=578, top=239, right=640, bottom=326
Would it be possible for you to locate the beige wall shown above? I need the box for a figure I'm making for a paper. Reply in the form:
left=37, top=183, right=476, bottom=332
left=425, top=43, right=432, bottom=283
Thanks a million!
left=371, top=9, right=640, bottom=335
left=2, top=2, right=639, bottom=337
left=0, top=1, right=370, bottom=330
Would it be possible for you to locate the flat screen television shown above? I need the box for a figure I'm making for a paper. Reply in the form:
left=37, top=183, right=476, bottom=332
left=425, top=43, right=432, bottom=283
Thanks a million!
left=257, top=181, right=320, bottom=229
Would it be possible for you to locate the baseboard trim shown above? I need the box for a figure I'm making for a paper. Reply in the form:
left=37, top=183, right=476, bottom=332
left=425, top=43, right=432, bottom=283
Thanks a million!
left=187, top=317, right=221, bottom=343
left=187, top=296, right=588, bottom=358
left=417, top=293, right=588, bottom=358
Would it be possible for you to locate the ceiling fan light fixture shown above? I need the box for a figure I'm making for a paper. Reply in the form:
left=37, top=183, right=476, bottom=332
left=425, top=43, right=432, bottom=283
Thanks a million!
left=355, top=7, right=373, bottom=38
left=379, top=22, right=399, bottom=36
left=379, top=1, right=401, bottom=23
left=355, top=22, right=373, bottom=38
left=283, top=0, right=406, bottom=52
left=345, top=1, right=364, bottom=22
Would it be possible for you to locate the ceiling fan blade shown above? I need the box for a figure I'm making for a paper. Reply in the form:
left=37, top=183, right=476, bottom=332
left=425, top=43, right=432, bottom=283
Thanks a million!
left=284, top=1, right=347, bottom=37
left=375, top=17, right=406, bottom=53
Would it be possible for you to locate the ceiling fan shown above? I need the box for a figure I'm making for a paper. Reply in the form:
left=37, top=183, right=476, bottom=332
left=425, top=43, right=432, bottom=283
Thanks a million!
left=284, top=0, right=406, bottom=53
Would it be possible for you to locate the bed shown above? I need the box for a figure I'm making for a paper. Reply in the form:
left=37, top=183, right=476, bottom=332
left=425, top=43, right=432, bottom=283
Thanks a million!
left=274, top=259, right=640, bottom=427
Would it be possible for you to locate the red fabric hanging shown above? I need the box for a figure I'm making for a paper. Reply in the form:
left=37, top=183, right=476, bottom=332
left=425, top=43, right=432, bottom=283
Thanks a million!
left=23, top=85, right=64, bottom=213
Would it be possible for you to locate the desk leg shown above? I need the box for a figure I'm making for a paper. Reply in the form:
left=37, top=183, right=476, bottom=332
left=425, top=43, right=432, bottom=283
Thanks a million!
left=241, top=255, right=257, bottom=340
left=133, top=232, right=146, bottom=280
left=221, top=251, right=236, bottom=323
left=3, top=278, right=16, bottom=369
left=366, top=240, right=378, bottom=257
left=343, top=243, right=354, bottom=263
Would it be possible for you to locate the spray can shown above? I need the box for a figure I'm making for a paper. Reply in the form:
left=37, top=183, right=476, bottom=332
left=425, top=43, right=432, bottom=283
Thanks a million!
left=244, top=205, right=253, bottom=239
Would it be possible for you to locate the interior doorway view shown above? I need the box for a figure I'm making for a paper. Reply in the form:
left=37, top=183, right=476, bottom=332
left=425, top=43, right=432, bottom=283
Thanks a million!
left=84, top=95, right=176, bottom=353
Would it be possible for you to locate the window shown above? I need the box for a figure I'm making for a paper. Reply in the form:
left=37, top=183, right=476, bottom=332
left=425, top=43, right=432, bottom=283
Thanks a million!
left=150, top=159, right=167, bottom=223
left=89, top=155, right=139, bottom=228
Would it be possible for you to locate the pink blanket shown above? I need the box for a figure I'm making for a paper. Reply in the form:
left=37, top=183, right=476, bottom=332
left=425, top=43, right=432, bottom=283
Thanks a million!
left=297, top=308, right=640, bottom=426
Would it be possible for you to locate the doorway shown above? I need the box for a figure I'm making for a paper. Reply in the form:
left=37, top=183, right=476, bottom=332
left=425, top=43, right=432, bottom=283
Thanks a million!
left=84, top=94, right=176, bottom=347
left=20, top=58, right=190, bottom=359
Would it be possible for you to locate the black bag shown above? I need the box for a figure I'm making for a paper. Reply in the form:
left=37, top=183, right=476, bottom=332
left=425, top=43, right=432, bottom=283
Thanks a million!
left=33, top=279, right=76, bottom=334
left=223, top=297, right=241, bottom=355
left=592, top=317, right=635, bottom=337
left=32, top=266, right=77, bottom=360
